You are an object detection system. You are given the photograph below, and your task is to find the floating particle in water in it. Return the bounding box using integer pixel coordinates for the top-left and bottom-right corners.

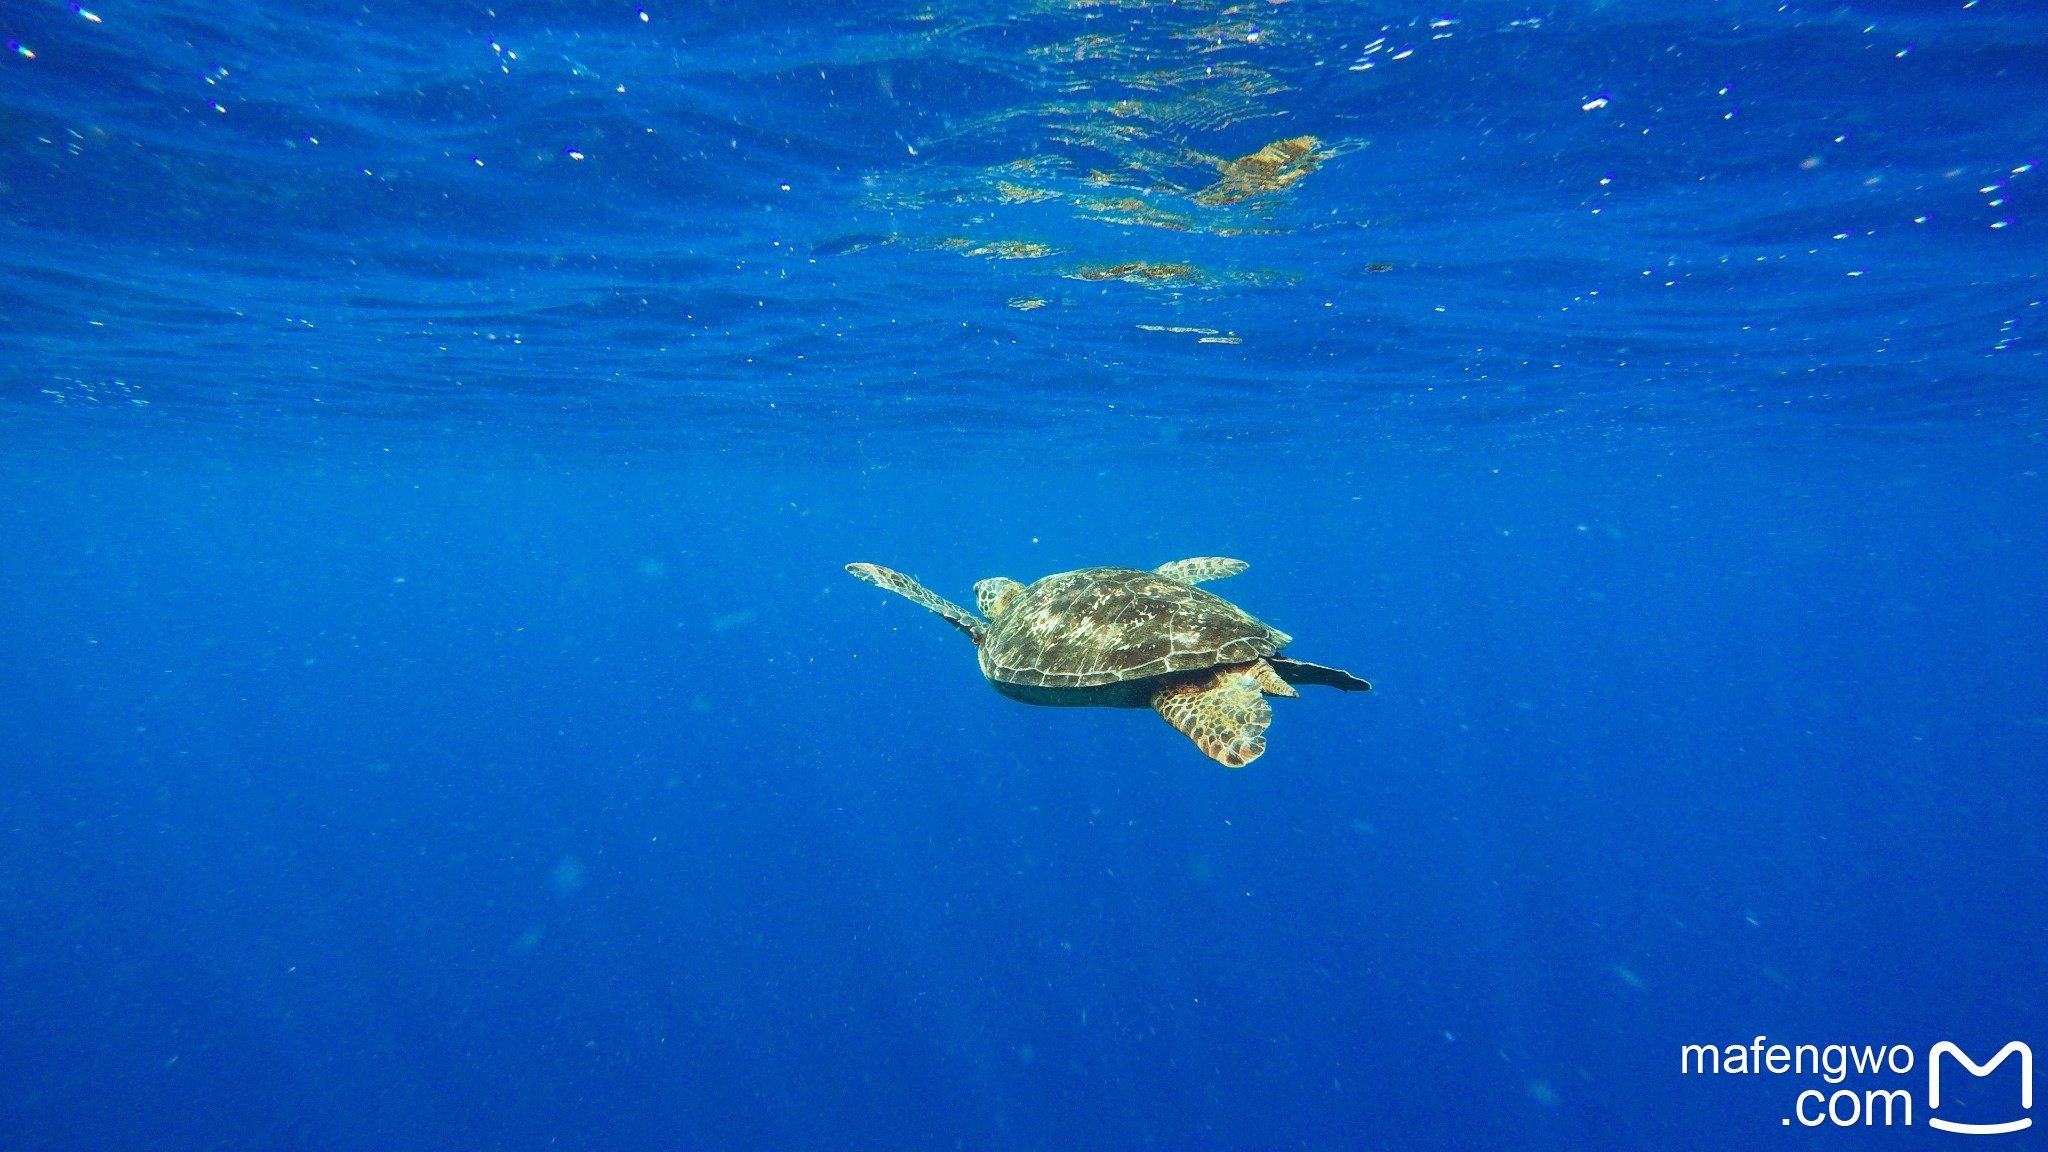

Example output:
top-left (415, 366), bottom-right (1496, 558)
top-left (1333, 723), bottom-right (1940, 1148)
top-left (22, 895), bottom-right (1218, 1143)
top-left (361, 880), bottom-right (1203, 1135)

top-left (1365, 262), bottom-right (1395, 272)
top-left (1582, 95), bottom-right (1609, 111)
top-left (1008, 297), bottom-right (1047, 311)
top-left (8, 41), bottom-right (32, 58)
top-left (72, 5), bottom-right (102, 23)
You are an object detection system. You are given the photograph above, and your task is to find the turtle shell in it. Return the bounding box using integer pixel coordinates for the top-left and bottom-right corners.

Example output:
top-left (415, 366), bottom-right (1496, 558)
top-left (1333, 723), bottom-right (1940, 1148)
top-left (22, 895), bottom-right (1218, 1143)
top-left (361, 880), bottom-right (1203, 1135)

top-left (979, 567), bottom-right (1291, 689)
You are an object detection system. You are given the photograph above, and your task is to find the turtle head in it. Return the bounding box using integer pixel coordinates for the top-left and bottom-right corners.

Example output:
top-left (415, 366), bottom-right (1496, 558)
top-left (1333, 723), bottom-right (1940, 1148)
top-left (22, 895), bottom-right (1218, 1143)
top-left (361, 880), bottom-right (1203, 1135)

top-left (975, 577), bottom-right (1025, 619)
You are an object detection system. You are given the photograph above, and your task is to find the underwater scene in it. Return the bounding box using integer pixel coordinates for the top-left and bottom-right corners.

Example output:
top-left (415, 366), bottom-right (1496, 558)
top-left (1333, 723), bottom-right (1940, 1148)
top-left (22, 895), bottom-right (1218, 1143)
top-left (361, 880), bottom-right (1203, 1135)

top-left (2, 0), bottom-right (2044, 1148)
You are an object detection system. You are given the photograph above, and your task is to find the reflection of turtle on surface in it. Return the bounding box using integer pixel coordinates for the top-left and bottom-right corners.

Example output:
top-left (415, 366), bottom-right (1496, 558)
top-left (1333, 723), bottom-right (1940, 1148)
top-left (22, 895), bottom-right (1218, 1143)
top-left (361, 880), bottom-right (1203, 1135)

top-left (1194, 135), bottom-right (1335, 206)
top-left (846, 558), bottom-right (1370, 767)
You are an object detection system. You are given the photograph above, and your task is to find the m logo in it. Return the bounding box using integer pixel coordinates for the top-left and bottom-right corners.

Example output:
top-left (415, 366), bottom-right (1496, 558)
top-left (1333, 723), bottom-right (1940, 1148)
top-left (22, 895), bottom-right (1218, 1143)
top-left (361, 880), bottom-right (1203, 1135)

top-left (1928, 1042), bottom-right (2032, 1135)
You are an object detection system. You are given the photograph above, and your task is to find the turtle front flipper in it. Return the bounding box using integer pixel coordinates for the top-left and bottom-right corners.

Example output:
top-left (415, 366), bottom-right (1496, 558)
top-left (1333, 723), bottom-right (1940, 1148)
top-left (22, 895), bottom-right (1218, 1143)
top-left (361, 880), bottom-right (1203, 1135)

top-left (1155, 557), bottom-right (1249, 584)
top-left (846, 563), bottom-right (988, 643)
top-left (1151, 665), bottom-right (1274, 768)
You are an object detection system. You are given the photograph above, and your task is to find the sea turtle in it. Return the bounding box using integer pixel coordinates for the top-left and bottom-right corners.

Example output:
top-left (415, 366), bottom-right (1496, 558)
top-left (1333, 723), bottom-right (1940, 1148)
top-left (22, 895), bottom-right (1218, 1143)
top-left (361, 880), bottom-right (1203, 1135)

top-left (845, 558), bottom-right (1369, 767)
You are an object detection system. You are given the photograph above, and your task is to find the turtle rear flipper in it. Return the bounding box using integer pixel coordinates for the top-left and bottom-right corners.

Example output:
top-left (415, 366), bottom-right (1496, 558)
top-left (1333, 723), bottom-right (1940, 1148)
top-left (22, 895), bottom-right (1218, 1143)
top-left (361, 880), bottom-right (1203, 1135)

top-left (1151, 666), bottom-right (1273, 768)
top-left (1268, 656), bottom-right (1371, 692)
top-left (846, 563), bottom-right (987, 643)
top-left (1246, 658), bottom-right (1298, 698)
top-left (1154, 556), bottom-right (1249, 584)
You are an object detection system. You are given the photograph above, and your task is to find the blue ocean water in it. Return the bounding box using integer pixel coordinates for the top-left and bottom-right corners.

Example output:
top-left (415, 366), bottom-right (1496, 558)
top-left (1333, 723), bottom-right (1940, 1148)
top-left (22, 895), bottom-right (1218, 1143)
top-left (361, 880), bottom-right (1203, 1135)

top-left (3, 0), bottom-right (2045, 1148)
